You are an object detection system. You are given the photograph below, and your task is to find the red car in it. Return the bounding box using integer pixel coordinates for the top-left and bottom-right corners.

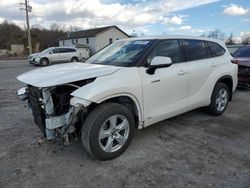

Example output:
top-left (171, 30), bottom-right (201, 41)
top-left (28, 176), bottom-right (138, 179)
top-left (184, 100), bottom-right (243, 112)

top-left (232, 45), bottom-right (250, 88)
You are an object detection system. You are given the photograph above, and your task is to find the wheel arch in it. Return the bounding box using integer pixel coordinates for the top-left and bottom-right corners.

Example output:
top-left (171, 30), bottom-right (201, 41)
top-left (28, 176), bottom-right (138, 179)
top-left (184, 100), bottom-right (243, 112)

top-left (71, 56), bottom-right (79, 61)
top-left (215, 75), bottom-right (233, 101)
top-left (40, 57), bottom-right (49, 65)
top-left (88, 93), bottom-right (143, 129)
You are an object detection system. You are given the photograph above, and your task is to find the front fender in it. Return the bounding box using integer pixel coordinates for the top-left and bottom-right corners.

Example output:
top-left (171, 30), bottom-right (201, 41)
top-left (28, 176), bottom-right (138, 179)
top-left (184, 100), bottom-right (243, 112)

top-left (70, 67), bottom-right (144, 124)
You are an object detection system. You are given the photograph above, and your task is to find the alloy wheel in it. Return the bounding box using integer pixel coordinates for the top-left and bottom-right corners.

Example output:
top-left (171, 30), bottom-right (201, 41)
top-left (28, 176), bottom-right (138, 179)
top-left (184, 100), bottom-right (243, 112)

top-left (216, 88), bottom-right (228, 112)
top-left (98, 115), bottom-right (130, 153)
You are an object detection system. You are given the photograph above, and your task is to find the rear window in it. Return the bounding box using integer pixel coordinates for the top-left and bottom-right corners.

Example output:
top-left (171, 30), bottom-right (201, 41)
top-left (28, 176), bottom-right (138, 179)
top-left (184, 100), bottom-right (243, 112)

top-left (233, 46), bottom-right (250, 58)
top-left (207, 42), bottom-right (225, 57)
top-left (183, 40), bottom-right (208, 61)
top-left (63, 48), bottom-right (77, 53)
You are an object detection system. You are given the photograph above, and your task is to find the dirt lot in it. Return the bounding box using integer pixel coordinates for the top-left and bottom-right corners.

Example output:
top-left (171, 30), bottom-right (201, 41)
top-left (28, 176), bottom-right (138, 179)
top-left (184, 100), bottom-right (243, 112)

top-left (0, 60), bottom-right (250, 188)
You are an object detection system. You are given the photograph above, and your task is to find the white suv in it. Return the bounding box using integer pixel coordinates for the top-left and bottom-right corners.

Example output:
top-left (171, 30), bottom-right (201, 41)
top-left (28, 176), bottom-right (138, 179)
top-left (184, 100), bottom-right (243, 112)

top-left (17, 36), bottom-right (238, 160)
top-left (28, 47), bottom-right (81, 66)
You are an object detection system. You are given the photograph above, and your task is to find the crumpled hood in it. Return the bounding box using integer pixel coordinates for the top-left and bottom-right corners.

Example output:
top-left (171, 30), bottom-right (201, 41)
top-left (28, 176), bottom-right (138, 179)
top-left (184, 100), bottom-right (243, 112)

top-left (17, 63), bottom-right (120, 87)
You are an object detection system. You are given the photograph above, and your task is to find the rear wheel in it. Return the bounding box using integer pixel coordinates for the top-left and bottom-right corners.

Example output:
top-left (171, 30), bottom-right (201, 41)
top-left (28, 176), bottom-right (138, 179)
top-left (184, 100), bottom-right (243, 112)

top-left (71, 57), bottom-right (78, 62)
top-left (81, 102), bottom-right (135, 160)
top-left (206, 82), bottom-right (229, 115)
top-left (40, 58), bottom-right (49, 66)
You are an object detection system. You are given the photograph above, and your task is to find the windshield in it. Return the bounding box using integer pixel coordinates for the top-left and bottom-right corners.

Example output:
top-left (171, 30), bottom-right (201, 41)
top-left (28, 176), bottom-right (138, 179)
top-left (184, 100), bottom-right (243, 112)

top-left (40, 47), bottom-right (54, 54)
top-left (233, 46), bottom-right (250, 58)
top-left (86, 40), bottom-right (155, 67)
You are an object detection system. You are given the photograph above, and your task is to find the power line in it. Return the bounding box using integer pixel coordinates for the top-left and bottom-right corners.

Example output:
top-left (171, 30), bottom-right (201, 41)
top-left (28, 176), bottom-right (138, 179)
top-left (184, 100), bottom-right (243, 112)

top-left (20, 0), bottom-right (32, 55)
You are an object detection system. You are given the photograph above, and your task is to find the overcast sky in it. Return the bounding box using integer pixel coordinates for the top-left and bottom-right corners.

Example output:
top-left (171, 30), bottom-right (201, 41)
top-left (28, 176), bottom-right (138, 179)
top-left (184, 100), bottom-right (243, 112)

top-left (0, 0), bottom-right (249, 40)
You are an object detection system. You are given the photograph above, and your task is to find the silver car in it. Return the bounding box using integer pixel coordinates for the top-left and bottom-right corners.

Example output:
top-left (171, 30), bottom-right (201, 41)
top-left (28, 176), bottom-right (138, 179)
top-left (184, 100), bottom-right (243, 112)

top-left (28, 47), bottom-right (81, 66)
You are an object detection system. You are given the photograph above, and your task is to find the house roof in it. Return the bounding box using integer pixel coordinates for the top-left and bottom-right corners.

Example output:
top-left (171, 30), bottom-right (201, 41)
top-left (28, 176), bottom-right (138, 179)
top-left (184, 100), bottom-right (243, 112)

top-left (61, 25), bottom-right (129, 40)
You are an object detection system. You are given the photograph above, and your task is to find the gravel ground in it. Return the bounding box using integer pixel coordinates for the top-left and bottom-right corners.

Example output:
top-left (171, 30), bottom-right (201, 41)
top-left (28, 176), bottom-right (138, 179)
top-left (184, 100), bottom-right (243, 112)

top-left (0, 60), bottom-right (250, 188)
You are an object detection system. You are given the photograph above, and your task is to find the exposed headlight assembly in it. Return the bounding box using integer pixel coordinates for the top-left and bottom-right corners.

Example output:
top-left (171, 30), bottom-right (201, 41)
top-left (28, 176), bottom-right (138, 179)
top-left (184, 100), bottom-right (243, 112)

top-left (17, 87), bottom-right (28, 101)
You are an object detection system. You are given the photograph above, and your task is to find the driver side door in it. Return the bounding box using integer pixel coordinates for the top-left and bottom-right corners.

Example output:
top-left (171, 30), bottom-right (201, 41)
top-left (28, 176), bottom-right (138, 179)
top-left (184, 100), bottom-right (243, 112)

top-left (139, 40), bottom-right (189, 127)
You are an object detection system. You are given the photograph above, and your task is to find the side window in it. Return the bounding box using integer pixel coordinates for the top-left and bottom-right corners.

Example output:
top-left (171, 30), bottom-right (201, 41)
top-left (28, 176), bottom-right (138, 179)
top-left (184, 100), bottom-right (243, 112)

top-left (147, 40), bottom-right (182, 64)
top-left (109, 38), bottom-right (113, 44)
top-left (52, 48), bottom-right (61, 53)
top-left (65, 48), bottom-right (76, 53)
top-left (183, 40), bottom-right (208, 61)
top-left (206, 41), bottom-right (225, 57)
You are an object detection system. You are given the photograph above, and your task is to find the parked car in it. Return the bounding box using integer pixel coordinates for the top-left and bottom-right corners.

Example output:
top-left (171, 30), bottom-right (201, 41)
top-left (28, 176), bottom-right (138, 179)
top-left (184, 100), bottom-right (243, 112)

top-left (226, 45), bottom-right (243, 54)
top-left (231, 45), bottom-right (250, 88)
top-left (28, 47), bottom-right (81, 66)
top-left (17, 36), bottom-right (238, 160)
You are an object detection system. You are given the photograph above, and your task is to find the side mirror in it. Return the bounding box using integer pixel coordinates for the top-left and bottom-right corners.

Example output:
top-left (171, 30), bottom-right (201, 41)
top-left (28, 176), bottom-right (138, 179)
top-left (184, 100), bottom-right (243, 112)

top-left (49, 51), bottom-right (53, 54)
top-left (146, 56), bottom-right (172, 75)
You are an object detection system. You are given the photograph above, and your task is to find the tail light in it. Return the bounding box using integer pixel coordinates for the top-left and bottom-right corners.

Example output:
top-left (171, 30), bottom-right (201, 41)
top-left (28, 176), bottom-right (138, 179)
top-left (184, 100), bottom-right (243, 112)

top-left (231, 59), bottom-right (239, 64)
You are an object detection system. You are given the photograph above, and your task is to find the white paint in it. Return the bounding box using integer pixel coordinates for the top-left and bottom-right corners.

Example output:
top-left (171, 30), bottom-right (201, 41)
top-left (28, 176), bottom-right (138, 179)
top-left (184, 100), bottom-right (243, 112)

top-left (18, 35), bottom-right (238, 129)
top-left (17, 63), bottom-right (120, 87)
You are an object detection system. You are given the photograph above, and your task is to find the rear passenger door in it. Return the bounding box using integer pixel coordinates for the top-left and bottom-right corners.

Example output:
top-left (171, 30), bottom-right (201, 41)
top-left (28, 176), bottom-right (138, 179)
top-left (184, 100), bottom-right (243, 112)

top-left (62, 48), bottom-right (77, 62)
top-left (181, 39), bottom-right (214, 110)
top-left (59, 48), bottom-right (71, 62)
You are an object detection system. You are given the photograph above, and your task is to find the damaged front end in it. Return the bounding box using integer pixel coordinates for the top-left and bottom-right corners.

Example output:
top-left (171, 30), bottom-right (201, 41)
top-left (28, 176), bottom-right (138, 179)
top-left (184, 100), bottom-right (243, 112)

top-left (17, 79), bottom-right (94, 144)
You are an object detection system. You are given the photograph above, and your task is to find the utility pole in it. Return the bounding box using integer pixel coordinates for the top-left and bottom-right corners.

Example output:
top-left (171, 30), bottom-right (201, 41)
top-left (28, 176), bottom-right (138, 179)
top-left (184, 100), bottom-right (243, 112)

top-left (20, 0), bottom-right (32, 55)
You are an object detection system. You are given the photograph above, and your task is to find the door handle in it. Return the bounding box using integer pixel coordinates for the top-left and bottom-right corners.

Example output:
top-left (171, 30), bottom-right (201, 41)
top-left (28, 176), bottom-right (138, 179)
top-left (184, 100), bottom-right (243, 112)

top-left (210, 63), bottom-right (217, 67)
top-left (151, 79), bottom-right (160, 83)
top-left (177, 70), bottom-right (187, 75)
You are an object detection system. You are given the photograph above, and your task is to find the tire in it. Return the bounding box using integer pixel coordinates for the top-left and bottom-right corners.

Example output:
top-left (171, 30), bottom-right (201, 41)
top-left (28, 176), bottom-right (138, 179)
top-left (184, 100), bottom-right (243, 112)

top-left (81, 102), bottom-right (135, 160)
top-left (40, 58), bottom-right (49, 66)
top-left (71, 57), bottom-right (78, 62)
top-left (206, 82), bottom-right (229, 116)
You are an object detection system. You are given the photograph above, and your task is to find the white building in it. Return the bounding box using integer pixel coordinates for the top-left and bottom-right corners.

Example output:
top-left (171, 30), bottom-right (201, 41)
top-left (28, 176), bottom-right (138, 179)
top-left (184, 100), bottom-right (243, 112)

top-left (59, 26), bottom-right (129, 54)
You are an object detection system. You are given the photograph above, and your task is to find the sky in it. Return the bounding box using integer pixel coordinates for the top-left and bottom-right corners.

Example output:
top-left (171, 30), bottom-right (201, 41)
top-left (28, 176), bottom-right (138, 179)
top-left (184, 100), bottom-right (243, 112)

top-left (0, 0), bottom-right (249, 41)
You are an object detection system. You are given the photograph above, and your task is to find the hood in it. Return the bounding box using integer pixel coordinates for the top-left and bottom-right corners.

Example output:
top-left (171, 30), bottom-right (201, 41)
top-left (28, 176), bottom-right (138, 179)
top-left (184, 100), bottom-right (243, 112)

top-left (29, 53), bottom-right (42, 58)
top-left (17, 63), bottom-right (120, 87)
top-left (233, 57), bottom-right (250, 67)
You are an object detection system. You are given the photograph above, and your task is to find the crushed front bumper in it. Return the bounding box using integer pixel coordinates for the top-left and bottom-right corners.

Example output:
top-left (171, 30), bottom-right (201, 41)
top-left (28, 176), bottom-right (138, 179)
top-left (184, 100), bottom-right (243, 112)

top-left (17, 86), bottom-right (83, 141)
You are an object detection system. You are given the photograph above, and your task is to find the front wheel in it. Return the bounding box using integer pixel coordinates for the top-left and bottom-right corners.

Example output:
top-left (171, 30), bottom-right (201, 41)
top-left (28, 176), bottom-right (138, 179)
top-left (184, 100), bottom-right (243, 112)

top-left (81, 102), bottom-right (135, 160)
top-left (40, 58), bottom-right (49, 66)
top-left (206, 82), bottom-right (229, 116)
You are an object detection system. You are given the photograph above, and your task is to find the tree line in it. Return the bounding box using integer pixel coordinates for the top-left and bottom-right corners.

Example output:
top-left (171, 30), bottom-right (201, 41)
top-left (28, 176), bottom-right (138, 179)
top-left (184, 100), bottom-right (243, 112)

top-left (201, 28), bottom-right (250, 45)
top-left (1, 21), bottom-right (250, 53)
top-left (0, 21), bottom-right (66, 51)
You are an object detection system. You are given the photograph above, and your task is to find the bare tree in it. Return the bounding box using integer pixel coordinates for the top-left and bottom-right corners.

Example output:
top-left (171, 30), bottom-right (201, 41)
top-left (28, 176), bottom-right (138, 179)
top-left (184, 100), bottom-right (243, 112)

top-left (0, 21), bottom-right (66, 51)
top-left (50, 23), bottom-right (61, 31)
top-left (225, 33), bottom-right (235, 45)
top-left (241, 33), bottom-right (250, 45)
top-left (0, 21), bottom-right (24, 49)
top-left (207, 28), bottom-right (226, 40)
